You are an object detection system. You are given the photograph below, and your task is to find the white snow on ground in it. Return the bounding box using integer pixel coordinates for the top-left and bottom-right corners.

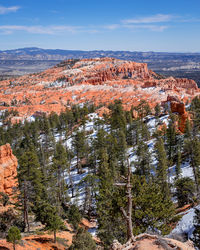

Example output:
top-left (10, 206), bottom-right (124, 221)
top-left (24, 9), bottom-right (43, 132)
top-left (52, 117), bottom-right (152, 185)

top-left (146, 114), bottom-right (170, 135)
top-left (147, 118), bottom-right (157, 128)
top-left (65, 136), bottom-right (73, 149)
top-left (171, 205), bottom-right (200, 239)
top-left (169, 161), bottom-right (194, 183)
top-left (159, 114), bottom-right (169, 127)
top-left (61, 111), bottom-right (194, 205)
top-left (54, 131), bottom-right (66, 142)
top-left (88, 227), bottom-right (97, 236)
top-left (65, 159), bottom-right (90, 207)
top-left (26, 116), bottom-right (36, 123)
top-left (147, 138), bottom-right (156, 153)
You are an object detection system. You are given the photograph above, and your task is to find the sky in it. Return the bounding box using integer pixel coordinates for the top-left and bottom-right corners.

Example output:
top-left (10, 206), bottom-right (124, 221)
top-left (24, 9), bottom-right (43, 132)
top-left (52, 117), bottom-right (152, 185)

top-left (0, 0), bottom-right (200, 52)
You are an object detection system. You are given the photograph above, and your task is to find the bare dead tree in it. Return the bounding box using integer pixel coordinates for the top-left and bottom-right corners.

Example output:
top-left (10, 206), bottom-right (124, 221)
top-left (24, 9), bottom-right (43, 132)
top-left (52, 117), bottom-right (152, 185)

top-left (114, 159), bottom-right (135, 241)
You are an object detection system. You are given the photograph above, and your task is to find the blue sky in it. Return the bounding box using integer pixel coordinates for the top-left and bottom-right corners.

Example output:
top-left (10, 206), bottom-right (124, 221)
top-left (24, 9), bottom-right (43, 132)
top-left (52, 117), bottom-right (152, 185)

top-left (0, 0), bottom-right (200, 52)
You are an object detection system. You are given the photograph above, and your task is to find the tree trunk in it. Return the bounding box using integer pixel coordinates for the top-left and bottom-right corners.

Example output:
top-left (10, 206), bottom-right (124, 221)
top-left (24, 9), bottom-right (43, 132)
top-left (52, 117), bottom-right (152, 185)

top-left (77, 153), bottom-right (79, 174)
top-left (13, 241), bottom-right (16, 250)
top-left (69, 168), bottom-right (75, 198)
top-left (117, 160), bottom-right (134, 240)
top-left (191, 159), bottom-right (200, 196)
top-left (54, 230), bottom-right (56, 243)
top-left (24, 181), bottom-right (30, 233)
top-left (126, 161), bottom-right (134, 240)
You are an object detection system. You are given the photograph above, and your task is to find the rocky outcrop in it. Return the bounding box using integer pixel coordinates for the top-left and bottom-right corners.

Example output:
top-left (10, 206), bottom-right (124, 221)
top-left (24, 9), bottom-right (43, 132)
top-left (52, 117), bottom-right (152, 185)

top-left (111, 234), bottom-right (195, 250)
top-left (167, 95), bottom-right (180, 103)
top-left (170, 101), bottom-right (185, 115)
top-left (169, 101), bottom-right (189, 132)
top-left (0, 144), bottom-right (18, 199)
top-left (95, 107), bottom-right (110, 117)
top-left (175, 78), bottom-right (198, 91)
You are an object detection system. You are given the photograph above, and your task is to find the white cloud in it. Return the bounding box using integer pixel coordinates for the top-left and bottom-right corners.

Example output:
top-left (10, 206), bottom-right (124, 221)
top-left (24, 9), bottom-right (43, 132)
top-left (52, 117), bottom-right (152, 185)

top-left (0, 25), bottom-right (83, 34)
top-left (122, 14), bottom-right (173, 24)
top-left (0, 14), bottom-right (172, 35)
top-left (123, 24), bottom-right (168, 32)
top-left (0, 23), bottom-right (168, 35)
top-left (103, 24), bottom-right (120, 30)
top-left (0, 6), bottom-right (20, 14)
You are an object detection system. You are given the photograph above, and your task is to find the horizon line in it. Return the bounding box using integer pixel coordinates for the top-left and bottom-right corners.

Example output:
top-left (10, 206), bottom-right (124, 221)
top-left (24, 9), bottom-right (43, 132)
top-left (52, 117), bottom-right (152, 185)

top-left (0, 46), bottom-right (200, 54)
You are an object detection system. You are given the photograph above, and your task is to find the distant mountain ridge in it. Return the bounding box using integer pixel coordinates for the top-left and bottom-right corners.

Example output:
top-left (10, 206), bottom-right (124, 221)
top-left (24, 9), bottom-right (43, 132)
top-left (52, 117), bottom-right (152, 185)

top-left (1, 47), bottom-right (200, 61)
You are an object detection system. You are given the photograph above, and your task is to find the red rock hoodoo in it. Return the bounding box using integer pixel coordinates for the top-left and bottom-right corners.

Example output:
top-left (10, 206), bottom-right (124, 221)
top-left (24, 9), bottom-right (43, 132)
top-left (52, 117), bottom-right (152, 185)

top-left (0, 143), bottom-right (18, 199)
top-left (170, 101), bottom-right (189, 132)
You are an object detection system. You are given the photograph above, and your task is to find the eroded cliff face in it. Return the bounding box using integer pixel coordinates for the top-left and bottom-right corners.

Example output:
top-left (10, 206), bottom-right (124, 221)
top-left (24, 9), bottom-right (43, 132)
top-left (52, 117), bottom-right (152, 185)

top-left (0, 143), bottom-right (18, 199)
top-left (0, 57), bottom-right (198, 121)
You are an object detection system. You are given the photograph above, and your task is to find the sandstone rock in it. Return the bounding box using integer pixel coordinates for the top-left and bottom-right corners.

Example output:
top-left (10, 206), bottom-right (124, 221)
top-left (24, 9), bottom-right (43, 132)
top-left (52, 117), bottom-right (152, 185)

top-left (167, 95), bottom-right (180, 103)
top-left (0, 144), bottom-right (18, 200)
top-left (0, 58), bottom-right (199, 121)
top-left (179, 112), bottom-right (189, 133)
top-left (170, 101), bottom-right (185, 115)
top-left (111, 234), bottom-right (195, 250)
top-left (95, 107), bottom-right (110, 117)
top-left (169, 101), bottom-right (189, 132)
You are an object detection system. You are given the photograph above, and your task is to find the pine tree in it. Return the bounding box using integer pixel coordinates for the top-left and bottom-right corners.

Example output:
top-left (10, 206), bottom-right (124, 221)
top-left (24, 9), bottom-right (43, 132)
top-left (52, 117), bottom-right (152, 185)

top-left (155, 138), bottom-right (169, 197)
top-left (52, 142), bottom-right (69, 207)
top-left (135, 139), bottom-right (152, 180)
top-left (126, 119), bottom-right (140, 147)
top-left (184, 138), bottom-right (200, 196)
top-left (18, 149), bottom-right (44, 203)
top-left (110, 100), bottom-right (126, 132)
top-left (131, 176), bottom-right (175, 235)
top-left (49, 112), bottom-right (61, 130)
top-left (6, 226), bottom-right (21, 250)
top-left (136, 100), bottom-right (151, 118)
top-left (96, 148), bottom-right (121, 246)
top-left (155, 103), bottom-right (161, 118)
top-left (67, 204), bottom-right (82, 230)
top-left (18, 149), bottom-right (45, 231)
top-left (184, 118), bottom-right (192, 138)
top-left (166, 114), bottom-right (177, 164)
top-left (72, 130), bottom-right (87, 174)
top-left (116, 130), bottom-right (127, 175)
top-left (193, 208), bottom-right (200, 249)
top-left (70, 227), bottom-right (96, 250)
top-left (35, 202), bottom-right (63, 243)
top-left (140, 122), bottom-right (150, 141)
top-left (190, 96), bottom-right (200, 135)
top-left (175, 177), bottom-right (195, 207)
top-left (80, 174), bottom-right (98, 216)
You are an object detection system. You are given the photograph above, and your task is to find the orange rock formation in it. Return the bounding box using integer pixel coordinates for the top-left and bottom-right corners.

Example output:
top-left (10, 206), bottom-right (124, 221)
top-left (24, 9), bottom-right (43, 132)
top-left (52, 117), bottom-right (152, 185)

top-left (0, 143), bottom-right (18, 199)
top-left (111, 234), bottom-right (194, 250)
top-left (0, 58), bottom-right (198, 121)
top-left (170, 101), bottom-right (189, 132)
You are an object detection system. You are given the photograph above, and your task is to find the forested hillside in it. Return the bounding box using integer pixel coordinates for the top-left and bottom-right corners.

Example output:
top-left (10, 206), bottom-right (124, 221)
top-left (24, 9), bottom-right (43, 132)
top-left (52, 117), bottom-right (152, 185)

top-left (0, 98), bottom-right (200, 249)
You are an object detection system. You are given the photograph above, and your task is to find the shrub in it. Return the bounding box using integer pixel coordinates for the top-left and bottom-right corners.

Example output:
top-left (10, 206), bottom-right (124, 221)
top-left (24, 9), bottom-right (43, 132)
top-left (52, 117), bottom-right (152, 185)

top-left (70, 227), bottom-right (96, 250)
